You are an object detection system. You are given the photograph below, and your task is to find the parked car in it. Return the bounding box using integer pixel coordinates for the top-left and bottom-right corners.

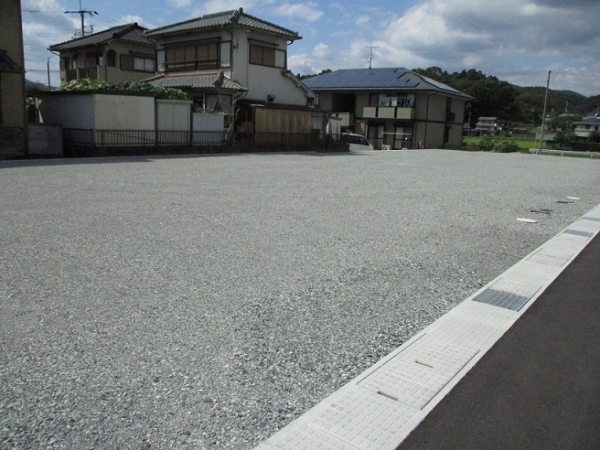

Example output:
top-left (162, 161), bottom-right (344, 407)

top-left (341, 133), bottom-right (374, 151)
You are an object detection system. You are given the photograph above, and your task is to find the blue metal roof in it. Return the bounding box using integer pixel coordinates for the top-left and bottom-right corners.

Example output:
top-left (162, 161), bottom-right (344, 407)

top-left (303, 68), bottom-right (472, 99)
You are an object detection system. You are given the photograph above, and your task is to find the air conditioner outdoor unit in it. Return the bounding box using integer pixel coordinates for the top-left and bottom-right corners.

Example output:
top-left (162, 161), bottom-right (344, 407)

top-left (381, 144), bottom-right (391, 150)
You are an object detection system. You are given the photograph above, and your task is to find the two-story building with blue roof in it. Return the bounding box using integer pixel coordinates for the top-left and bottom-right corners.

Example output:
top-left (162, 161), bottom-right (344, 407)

top-left (303, 68), bottom-right (473, 150)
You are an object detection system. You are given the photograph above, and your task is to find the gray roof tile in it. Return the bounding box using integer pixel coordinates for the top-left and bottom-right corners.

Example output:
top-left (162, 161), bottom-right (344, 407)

top-left (145, 9), bottom-right (300, 40)
top-left (144, 72), bottom-right (247, 92)
top-left (49, 24), bottom-right (153, 51)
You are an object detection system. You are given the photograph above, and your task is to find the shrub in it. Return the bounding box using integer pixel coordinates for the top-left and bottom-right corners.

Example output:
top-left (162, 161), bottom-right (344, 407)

top-left (589, 130), bottom-right (600, 144)
top-left (498, 140), bottom-right (519, 153)
top-left (59, 79), bottom-right (190, 101)
top-left (478, 137), bottom-right (496, 151)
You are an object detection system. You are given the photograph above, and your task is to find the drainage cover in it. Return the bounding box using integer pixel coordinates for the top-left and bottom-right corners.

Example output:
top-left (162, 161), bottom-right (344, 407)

top-left (472, 288), bottom-right (530, 311)
top-left (563, 229), bottom-right (594, 238)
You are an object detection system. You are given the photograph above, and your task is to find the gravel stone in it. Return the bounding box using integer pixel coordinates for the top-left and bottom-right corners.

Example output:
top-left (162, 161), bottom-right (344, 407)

top-left (1, 150), bottom-right (599, 449)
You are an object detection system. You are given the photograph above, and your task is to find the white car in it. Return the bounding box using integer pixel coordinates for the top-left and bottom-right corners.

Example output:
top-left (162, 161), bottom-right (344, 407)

top-left (341, 133), bottom-right (374, 151)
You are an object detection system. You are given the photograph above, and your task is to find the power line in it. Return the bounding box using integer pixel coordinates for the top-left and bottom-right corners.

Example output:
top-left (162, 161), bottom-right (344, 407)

top-left (65, 0), bottom-right (98, 37)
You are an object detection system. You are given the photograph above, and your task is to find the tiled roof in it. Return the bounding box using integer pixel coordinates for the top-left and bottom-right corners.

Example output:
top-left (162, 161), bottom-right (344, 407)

top-left (0, 50), bottom-right (22, 73)
top-left (144, 72), bottom-right (247, 92)
top-left (49, 23), bottom-right (153, 51)
top-left (145, 8), bottom-right (300, 40)
top-left (303, 68), bottom-right (473, 99)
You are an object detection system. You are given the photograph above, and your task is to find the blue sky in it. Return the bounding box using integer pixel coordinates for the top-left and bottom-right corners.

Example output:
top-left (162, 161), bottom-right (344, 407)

top-left (21, 0), bottom-right (600, 97)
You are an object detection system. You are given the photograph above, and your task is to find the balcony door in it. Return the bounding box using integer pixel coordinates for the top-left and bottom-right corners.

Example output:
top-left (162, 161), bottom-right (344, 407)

top-left (367, 124), bottom-right (384, 149)
top-left (394, 126), bottom-right (412, 149)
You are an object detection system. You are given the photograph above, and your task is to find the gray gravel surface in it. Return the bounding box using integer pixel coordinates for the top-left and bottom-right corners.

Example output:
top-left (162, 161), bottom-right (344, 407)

top-left (1, 150), bottom-right (599, 449)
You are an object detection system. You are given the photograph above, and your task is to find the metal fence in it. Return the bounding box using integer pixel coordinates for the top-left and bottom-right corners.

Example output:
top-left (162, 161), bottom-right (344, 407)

top-left (62, 128), bottom-right (347, 156)
top-left (63, 129), bottom-right (226, 147)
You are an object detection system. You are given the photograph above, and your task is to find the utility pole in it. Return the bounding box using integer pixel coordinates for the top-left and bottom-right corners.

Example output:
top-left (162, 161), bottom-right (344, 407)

top-left (366, 46), bottom-right (378, 69)
top-left (65, 0), bottom-right (97, 37)
top-left (47, 58), bottom-right (51, 88)
top-left (538, 70), bottom-right (551, 153)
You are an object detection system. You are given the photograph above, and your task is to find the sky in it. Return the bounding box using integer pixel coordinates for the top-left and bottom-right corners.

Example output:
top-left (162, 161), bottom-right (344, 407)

top-left (21, 0), bottom-right (600, 97)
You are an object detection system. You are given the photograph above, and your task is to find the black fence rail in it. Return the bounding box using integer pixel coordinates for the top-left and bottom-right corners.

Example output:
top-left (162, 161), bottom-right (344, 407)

top-left (62, 128), bottom-right (348, 157)
top-left (63, 129), bottom-right (227, 147)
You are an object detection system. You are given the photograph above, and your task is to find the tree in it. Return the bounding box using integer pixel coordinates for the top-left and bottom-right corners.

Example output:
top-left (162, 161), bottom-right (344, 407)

top-left (589, 130), bottom-right (600, 143)
top-left (548, 114), bottom-right (581, 132)
top-left (554, 129), bottom-right (577, 145)
top-left (297, 69), bottom-right (332, 80)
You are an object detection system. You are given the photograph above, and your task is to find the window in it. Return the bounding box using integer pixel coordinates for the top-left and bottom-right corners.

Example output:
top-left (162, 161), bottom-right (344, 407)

top-left (106, 50), bottom-right (116, 67)
top-left (120, 54), bottom-right (155, 72)
top-left (249, 43), bottom-right (285, 68)
top-left (165, 40), bottom-right (220, 72)
top-left (220, 42), bottom-right (231, 68)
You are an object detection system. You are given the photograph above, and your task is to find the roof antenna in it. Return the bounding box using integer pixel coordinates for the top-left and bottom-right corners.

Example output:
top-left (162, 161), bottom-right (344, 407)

top-left (365, 45), bottom-right (378, 69)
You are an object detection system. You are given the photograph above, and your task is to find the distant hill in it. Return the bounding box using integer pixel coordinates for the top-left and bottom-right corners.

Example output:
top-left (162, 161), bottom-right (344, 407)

top-left (25, 79), bottom-right (54, 91)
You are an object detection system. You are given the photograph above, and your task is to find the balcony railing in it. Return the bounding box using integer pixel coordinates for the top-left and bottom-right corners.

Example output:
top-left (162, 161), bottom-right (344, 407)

top-left (363, 106), bottom-right (414, 120)
top-left (65, 67), bottom-right (99, 82)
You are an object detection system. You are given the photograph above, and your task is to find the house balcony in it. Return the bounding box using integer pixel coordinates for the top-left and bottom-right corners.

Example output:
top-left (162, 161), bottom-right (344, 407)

top-left (362, 106), bottom-right (414, 120)
top-left (65, 66), bottom-right (100, 82)
top-left (330, 112), bottom-right (354, 127)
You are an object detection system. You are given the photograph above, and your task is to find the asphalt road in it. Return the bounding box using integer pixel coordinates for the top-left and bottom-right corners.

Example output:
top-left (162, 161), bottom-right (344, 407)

top-left (1, 150), bottom-right (599, 449)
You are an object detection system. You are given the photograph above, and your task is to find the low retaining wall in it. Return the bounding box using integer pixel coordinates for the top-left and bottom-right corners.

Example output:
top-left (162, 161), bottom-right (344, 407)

top-left (0, 127), bottom-right (27, 159)
top-left (28, 125), bottom-right (63, 157)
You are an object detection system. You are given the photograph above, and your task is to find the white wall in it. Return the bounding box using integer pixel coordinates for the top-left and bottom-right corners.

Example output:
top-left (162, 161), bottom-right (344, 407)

top-left (156, 99), bottom-right (192, 131)
top-left (39, 95), bottom-right (95, 128)
top-left (193, 112), bottom-right (224, 132)
top-left (95, 94), bottom-right (155, 129)
top-left (246, 65), bottom-right (308, 105)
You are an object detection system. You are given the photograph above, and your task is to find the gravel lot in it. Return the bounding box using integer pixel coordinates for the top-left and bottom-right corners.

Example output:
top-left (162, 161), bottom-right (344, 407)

top-left (1, 150), bottom-right (599, 449)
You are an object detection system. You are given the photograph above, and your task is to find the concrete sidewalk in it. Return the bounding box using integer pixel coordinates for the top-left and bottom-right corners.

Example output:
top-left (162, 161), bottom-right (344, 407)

top-left (399, 231), bottom-right (600, 450)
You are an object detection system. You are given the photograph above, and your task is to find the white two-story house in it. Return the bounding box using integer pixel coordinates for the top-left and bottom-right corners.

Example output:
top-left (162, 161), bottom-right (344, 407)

top-left (144, 8), bottom-right (316, 134)
top-left (49, 23), bottom-right (156, 85)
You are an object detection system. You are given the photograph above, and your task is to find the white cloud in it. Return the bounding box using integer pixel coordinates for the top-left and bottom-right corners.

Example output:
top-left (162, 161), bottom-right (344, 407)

top-left (117, 15), bottom-right (156, 29)
top-left (294, 0), bottom-right (600, 95)
top-left (355, 15), bottom-right (370, 26)
top-left (273, 3), bottom-right (323, 23)
top-left (167, 0), bottom-right (193, 9)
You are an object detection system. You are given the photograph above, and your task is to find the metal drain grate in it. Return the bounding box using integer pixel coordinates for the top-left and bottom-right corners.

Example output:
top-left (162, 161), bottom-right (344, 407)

top-left (563, 229), bottom-right (594, 238)
top-left (582, 216), bottom-right (600, 223)
top-left (472, 288), bottom-right (530, 311)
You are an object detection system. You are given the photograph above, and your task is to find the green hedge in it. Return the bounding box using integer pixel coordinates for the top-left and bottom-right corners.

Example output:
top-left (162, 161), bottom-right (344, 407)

top-left (548, 141), bottom-right (600, 152)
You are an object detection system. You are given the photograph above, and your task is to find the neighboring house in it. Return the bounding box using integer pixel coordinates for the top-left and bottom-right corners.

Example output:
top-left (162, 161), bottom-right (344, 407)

top-left (49, 23), bottom-right (156, 85)
top-left (303, 68), bottom-right (473, 149)
top-left (474, 117), bottom-right (499, 135)
top-left (0, 0), bottom-right (27, 158)
top-left (143, 8), bottom-right (317, 133)
top-left (574, 115), bottom-right (600, 139)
